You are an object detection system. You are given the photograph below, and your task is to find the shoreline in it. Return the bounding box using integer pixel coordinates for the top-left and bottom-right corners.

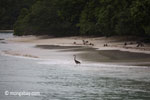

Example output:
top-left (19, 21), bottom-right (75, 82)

top-left (0, 30), bottom-right (14, 33)
top-left (7, 35), bottom-right (150, 54)
top-left (2, 35), bottom-right (150, 66)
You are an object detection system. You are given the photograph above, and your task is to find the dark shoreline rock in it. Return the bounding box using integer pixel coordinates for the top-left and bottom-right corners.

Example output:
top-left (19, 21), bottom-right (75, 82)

top-left (0, 38), bottom-right (5, 40)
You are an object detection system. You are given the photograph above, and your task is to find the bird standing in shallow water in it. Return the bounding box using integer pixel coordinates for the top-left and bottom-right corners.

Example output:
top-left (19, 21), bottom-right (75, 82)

top-left (73, 55), bottom-right (81, 64)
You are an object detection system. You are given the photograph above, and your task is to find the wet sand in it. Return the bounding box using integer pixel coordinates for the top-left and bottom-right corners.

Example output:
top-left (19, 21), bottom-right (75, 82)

top-left (35, 44), bottom-right (150, 66)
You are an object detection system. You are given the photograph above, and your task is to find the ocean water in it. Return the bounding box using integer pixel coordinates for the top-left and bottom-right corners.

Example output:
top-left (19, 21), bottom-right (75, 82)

top-left (0, 33), bottom-right (150, 100)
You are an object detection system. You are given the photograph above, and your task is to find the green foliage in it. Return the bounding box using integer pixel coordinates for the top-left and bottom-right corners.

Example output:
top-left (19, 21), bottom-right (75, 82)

top-left (131, 0), bottom-right (150, 36)
top-left (0, 0), bottom-right (36, 29)
top-left (78, 0), bottom-right (100, 36)
top-left (9, 0), bottom-right (150, 37)
top-left (14, 8), bottom-right (29, 35)
top-left (14, 0), bottom-right (86, 36)
top-left (78, 0), bottom-right (150, 37)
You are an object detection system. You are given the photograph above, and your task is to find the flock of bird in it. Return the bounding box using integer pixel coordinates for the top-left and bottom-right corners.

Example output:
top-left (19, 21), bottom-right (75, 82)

top-left (73, 40), bottom-right (145, 65)
top-left (124, 42), bottom-right (144, 47)
top-left (73, 40), bottom-right (94, 46)
top-left (73, 40), bottom-right (108, 65)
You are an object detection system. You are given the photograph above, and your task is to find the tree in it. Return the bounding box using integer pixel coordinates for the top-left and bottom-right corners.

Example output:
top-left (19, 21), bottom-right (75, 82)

top-left (0, 0), bottom-right (35, 29)
top-left (131, 0), bottom-right (150, 36)
top-left (13, 0), bottom-right (150, 37)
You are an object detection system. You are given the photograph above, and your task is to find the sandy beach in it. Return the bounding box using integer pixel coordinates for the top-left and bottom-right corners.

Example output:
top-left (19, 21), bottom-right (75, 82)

top-left (0, 35), bottom-right (148, 66)
top-left (7, 35), bottom-right (150, 53)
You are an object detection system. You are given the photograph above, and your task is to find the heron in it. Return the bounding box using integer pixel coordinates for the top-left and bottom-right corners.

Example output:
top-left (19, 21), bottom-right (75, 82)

top-left (73, 55), bottom-right (81, 64)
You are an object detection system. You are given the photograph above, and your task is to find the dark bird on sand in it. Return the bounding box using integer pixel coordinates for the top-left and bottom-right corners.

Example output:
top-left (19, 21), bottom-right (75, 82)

top-left (124, 42), bottom-right (127, 46)
top-left (73, 55), bottom-right (81, 64)
top-left (82, 40), bottom-right (86, 45)
top-left (104, 44), bottom-right (108, 47)
top-left (73, 42), bottom-right (76, 44)
top-left (85, 41), bottom-right (89, 44)
top-left (136, 41), bottom-right (144, 47)
top-left (89, 43), bottom-right (94, 46)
